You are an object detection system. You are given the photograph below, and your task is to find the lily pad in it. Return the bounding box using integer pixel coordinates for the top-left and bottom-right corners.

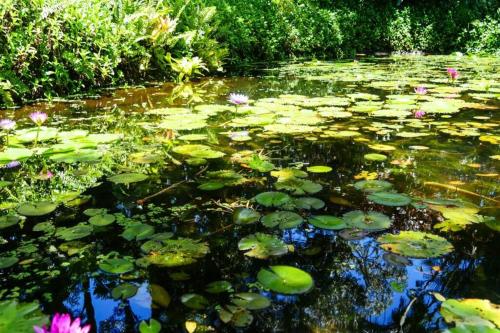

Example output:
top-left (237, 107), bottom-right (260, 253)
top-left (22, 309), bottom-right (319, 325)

top-left (99, 257), bottom-right (135, 274)
top-left (231, 293), bottom-right (271, 310)
top-left (17, 201), bottom-right (57, 216)
top-left (261, 211), bottom-right (304, 229)
top-left (354, 180), bottom-right (393, 192)
top-left (181, 293), bottom-right (209, 310)
top-left (0, 256), bottom-right (18, 269)
top-left (254, 192), bottom-right (291, 207)
top-left (275, 178), bottom-right (322, 195)
top-left (377, 231), bottom-right (454, 258)
top-left (308, 215), bottom-right (346, 230)
top-left (0, 300), bottom-right (48, 333)
top-left (238, 233), bottom-right (289, 259)
top-left (144, 238), bottom-right (209, 267)
top-left (89, 214), bottom-right (116, 227)
top-left (0, 148), bottom-right (33, 162)
top-left (0, 215), bottom-right (22, 229)
top-left (218, 305), bottom-right (254, 327)
top-left (233, 208), bottom-right (261, 225)
top-left (109, 173), bottom-right (149, 184)
top-left (294, 197), bottom-right (325, 210)
top-left (55, 224), bottom-right (93, 241)
top-left (343, 210), bottom-right (392, 230)
top-left (112, 283), bottom-right (139, 300)
top-left (205, 280), bottom-right (233, 294)
top-left (306, 165), bottom-right (332, 173)
top-left (121, 223), bottom-right (155, 241)
top-left (257, 265), bottom-right (314, 294)
top-left (364, 153), bottom-right (388, 161)
top-left (441, 298), bottom-right (500, 329)
top-left (367, 192), bottom-right (412, 206)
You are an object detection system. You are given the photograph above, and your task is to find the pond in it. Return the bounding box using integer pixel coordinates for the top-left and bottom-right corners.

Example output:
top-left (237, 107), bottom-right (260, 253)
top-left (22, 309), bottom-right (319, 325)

top-left (0, 55), bottom-right (499, 333)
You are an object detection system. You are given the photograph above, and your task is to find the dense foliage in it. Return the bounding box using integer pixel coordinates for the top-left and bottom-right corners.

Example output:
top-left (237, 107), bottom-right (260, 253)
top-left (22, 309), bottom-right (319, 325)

top-left (0, 0), bottom-right (499, 106)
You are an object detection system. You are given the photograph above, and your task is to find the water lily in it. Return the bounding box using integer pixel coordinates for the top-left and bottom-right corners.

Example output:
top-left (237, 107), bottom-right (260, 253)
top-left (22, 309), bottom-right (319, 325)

top-left (414, 110), bottom-right (426, 119)
top-left (34, 313), bottom-right (90, 333)
top-left (414, 86), bottom-right (427, 95)
top-left (228, 93), bottom-right (249, 105)
top-left (0, 119), bottom-right (16, 130)
top-left (3, 161), bottom-right (21, 169)
top-left (39, 170), bottom-right (54, 180)
top-left (29, 112), bottom-right (48, 126)
top-left (446, 68), bottom-right (459, 81)
top-left (0, 119), bottom-right (16, 145)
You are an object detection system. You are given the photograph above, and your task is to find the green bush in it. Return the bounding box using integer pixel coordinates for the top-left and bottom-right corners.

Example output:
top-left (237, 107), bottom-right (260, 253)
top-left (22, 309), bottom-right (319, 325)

top-left (461, 13), bottom-right (500, 55)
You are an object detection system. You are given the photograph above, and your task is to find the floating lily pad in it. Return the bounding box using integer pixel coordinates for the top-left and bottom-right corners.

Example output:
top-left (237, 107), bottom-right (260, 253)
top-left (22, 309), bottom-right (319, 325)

top-left (354, 180), bottom-right (393, 192)
top-left (121, 223), bottom-right (154, 241)
top-left (197, 182), bottom-right (225, 191)
top-left (275, 178), bottom-right (322, 195)
top-left (0, 300), bottom-right (48, 332)
top-left (254, 192), bottom-right (291, 207)
top-left (109, 173), bottom-right (148, 184)
top-left (0, 148), bottom-right (33, 162)
top-left (218, 305), bottom-right (254, 327)
top-left (238, 233), bottom-right (289, 259)
top-left (172, 144), bottom-right (224, 159)
top-left (205, 280), bottom-right (233, 294)
top-left (308, 215), bottom-right (346, 230)
top-left (145, 238), bottom-right (209, 267)
top-left (261, 211), bottom-right (304, 229)
top-left (55, 224), bottom-right (93, 241)
top-left (83, 208), bottom-right (107, 217)
top-left (383, 253), bottom-right (411, 267)
top-left (99, 257), bottom-right (135, 274)
top-left (17, 201), bottom-right (57, 216)
top-left (89, 214), bottom-right (116, 227)
top-left (257, 265), bottom-right (314, 294)
top-left (377, 231), bottom-right (453, 258)
top-left (247, 155), bottom-right (275, 172)
top-left (0, 256), bottom-right (18, 269)
top-left (150, 284), bottom-right (171, 308)
top-left (364, 153), bottom-right (388, 161)
top-left (112, 283), bottom-right (138, 300)
top-left (306, 166), bottom-right (332, 173)
top-left (0, 215), bottom-right (22, 229)
top-left (294, 197), bottom-right (325, 210)
top-left (440, 298), bottom-right (500, 329)
top-left (339, 229), bottom-right (371, 240)
top-left (181, 293), bottom-right (209, 309)
top-left (343, 210), bottom-right (391, 230)
top-left (231, 293), bottom-right (271, 310)
top-left (367, 192), bottom-right (411, 206)
top-left (139, 319), bottom-right (161, 333)
top-left (233, 208), bottom-right (261, 225)
top-left (50, 149), bottom-right (102, 163)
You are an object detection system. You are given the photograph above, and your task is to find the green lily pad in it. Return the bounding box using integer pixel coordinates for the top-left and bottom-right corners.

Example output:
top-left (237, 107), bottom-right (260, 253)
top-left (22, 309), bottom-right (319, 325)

top-left (0, 300), bottom-right (48, 333)
top-left (205, 280), bottom-right (233, 294)
top-left (139, 319), bottom-right (161, 333)
top-left (238, 233), bottom-right (289, 259)
top-left (364, 153), bottom-right (388, 161)
top-left (377, 231), bottom-right (454, 258)
top-left (257, 265), bottom-right (314, 294)
top-left (354, 180), bottom-right (393, 192)
top-left (367, 192), bottom-right (412, 206)
top-left (0, 215), bottom-right (22, 229)
top-left (150, 284), bottom-right (171, 308)
top-left (89, 213), bottom-right (115, 227)
top-left (111, 283), bottom-right (139, 300)
top-left (197, 182), bottom-right (225, 191)
top-left (306, 165), bottom-right (332, 173)
top-left (0, 256), bottom-right (18, 269)
top-left (247, 155), bottom-right (275, 172)
top-left (50, 149), bottom-right (102, 163)
top-left (261, 211), bottom-right (304, 229)
top-left (343, 210), bottom-right (392, 230)
top-left (275, 178), bottom-right (322, 195)
top-left (231, 293), bottom-right (271, 310)
top-left (109, 173), bottom-right (149, 184)
top-left (254, 191), bottom-right (291, 207)
top-left (99, 257), bottom-right (135, 274)
top-left (294, 197), bottom-right (325, 210)
top-left (121, 223), bottom-right (155, 241)
top-left (0, 148), bottom-right (33, 162)
top-left (441, 298), bottom-right (500, 329)
top-left (55, 224), bottom-right (93, 241)
top-left (172, 144), bottom-right (224, 159)
top-left (308, 215), bottom-right (346, 230)
top-left (233, 208), bottom-right (261, 225)
top-left (181, 293), bottom-right (209, 309)
top-left (218, 304), bottom-right (254, 327)
top-left (83, 208), bottom-right (107, 217)
top-left (17, 201), bottom-right (57, 216)
top-left (144, 238), bottom-right (209, 267)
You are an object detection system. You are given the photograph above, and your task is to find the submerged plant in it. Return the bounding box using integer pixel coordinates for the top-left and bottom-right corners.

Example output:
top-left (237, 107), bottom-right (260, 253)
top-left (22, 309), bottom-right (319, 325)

top-left (33, 313), bottom-right (90, 333)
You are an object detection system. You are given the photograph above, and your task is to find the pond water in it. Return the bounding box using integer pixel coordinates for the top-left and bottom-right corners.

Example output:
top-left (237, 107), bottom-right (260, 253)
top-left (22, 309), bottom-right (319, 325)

top-left (0, 55), bottom-right (499, 333)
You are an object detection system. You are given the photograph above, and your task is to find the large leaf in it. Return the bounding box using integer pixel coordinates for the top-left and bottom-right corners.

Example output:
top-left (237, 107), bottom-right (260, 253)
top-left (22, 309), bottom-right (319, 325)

top-left (343, 210), bottom-right (392, 230)
top-left (238, 233), bottom-right (289, 259)
top-left (440, 298), bottom-right (500, 329)
top-left (17, 201), bottom-right (57, 216)
top-left (144, 238), bottom-right (209, 267)
top-left (261, 211), bottom-right (304, 229)
top-left (254, 191), bottom-right (291, 207)
top-left (257, 265), bottom-right (314, 294)
top-left (367, 192), bottom-right (411, 206)
top-left (0, 300), bottom-right (48, 333)
top-left (308, 215), bottom-right (346, 230)
top-left (377, 231), bottom-right (453, 258)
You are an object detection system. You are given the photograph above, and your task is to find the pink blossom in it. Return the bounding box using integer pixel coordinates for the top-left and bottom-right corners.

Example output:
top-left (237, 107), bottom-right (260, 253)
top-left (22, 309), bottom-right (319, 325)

top-left (34, 313), bottom-right (90, 333)
top-left (228, 93), bottom-right (249, 105)
top-left (0, 119), bottom-right (16, 130)
top-left (414, 110), bottom-right (426, 119)
top-left (29, 112), bottom-right (48, 126)
top-left (446, 68), bottom-right (459, 80)
top-left (414, 86), bottom-right (427, 95)
top-left (39, 170), bottom-right (54, 180)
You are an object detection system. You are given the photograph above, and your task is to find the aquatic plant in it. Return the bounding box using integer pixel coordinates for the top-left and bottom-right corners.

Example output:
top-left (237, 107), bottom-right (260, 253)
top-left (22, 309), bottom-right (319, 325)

top-left (0, 119), bottom-right (15, 144)
top-left (29, 112), bottom-right (48, 146)
top-left (33, 313), bottom-right (90, 333)
top-left (447, 68), bottom-right (459, 81)
top-left (414, 110), bottom-right (426, 118)
top-left (414, 86), bottom-right (427, 95)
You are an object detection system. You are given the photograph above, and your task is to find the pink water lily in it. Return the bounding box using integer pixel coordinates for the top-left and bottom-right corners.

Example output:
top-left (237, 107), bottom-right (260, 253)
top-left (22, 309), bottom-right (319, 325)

top-left (0, 119), bottom-right (16, 130)
top-left (39, 170), bottom-right (54, 180)
top-left (446, 68), bottom-right (459, 80)
top-left (414, 110), bottom-right (426, 119)
top-left (228, 93), bottom-right (249, 105)
top-left (414, 86), bottom-right (427, 95)
top-left (34, 313), bottom-right (90, 333)
top-left (29, 112), bottom-right (48, 126)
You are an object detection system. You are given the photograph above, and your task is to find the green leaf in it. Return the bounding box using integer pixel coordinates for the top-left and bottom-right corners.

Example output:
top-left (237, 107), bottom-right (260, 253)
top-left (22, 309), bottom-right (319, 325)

top-left (343, 210), bottom-right (392, 230)
top-left (308, 215), bottom-right (346, 230)
top-left (108, 173), bottom-right (148, 184)
top-left (261, 211), bottom-right (304, 229)
top-left (144, 238), bottom-right (209, 267)
top-left (89, 213), bottom-right (116, 227)
top-left (121, 223), bottom-right (154, 241)
top-left (354, 180), bottom-right (393, 192)
top-left (99, 257), bottom-right (135, 274)
top-left (377, 231), bottom-right (453, 258)
top-left (0, 215), bottom-right (22, 230)
top-left (0, 256), bottom-right (18, 269)
top-left (254, 191), bottom-right (291, 207)
top-left (231, 293), bottom-right (271, 310)
top-left (17, 201), bottom-right (57, 216)
top-left (306, 165), bottom-right (332, 173)
top-left (233, 208), bottom-right (261, 225)
top-left (293, 197), bottom-right (325, 210)
top-left (367, 192), bottom-right (411, 206)
top-left (238, 233), bottom-right (289, 259)
top-left (441, 298), bottom-right (500, 329)
top-left (111, 283), bottom-right (138, 300)
top-left (55, 224), bottom-right (93, 241)
top-left (0, 148), bottom-right (33, 162)
top-left (205, 280), bottom-right (233, 294)
top-left (181, 293), bottom-right (209, 309)
top-left (139, 319), bottom-right (161, 333)
top-left (257, 265), bottom-right (314, 294)
top-left (0, 300), bottom-right (48, 333)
